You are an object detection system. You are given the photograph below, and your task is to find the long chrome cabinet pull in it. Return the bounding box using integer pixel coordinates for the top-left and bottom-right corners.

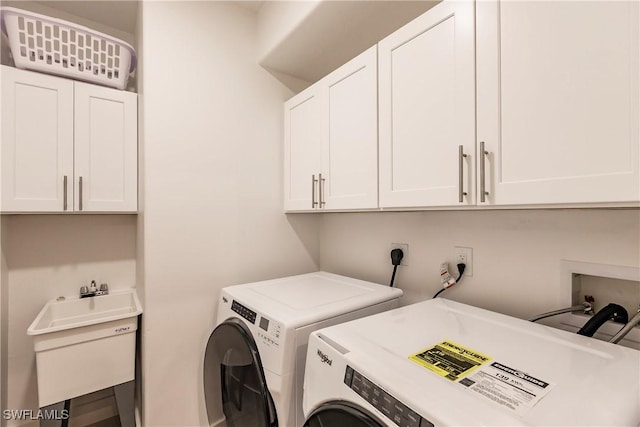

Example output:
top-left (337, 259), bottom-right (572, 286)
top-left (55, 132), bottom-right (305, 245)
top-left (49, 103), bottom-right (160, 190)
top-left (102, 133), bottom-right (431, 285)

top-left (311, 174), bottom-right (318, 208)
top-left (480, 141), bottom-right (489, 203)
top-left (458, 145), bottom-right (467, 203)
top-left (319, 173), bottom-right (326, 208)
top-left (79, 176), bottom-right (83, 211)
top-left (63, 175), bottom-right (68, 211)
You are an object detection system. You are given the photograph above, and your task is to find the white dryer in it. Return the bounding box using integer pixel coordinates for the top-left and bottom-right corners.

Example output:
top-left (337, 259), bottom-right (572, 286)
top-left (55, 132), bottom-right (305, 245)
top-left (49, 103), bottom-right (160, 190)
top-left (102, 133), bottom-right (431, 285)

top-left (203, 272), bottom-right (403, 427)
top-left (303, 298), bottom-right (640, 426)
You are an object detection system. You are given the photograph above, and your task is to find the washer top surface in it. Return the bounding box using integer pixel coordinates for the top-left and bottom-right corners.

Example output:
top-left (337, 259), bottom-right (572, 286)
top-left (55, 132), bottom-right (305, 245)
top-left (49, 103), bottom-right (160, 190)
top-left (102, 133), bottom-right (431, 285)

top-left (221, 271), bottom-right (403, 328)
top-left (312, 298), bottom-right (640, 426)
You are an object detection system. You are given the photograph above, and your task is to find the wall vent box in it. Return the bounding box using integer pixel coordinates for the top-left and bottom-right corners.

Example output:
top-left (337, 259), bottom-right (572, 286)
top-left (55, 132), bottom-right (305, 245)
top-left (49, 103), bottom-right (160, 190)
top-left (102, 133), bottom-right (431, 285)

top-left (554, 261), bottom-right (640, 349)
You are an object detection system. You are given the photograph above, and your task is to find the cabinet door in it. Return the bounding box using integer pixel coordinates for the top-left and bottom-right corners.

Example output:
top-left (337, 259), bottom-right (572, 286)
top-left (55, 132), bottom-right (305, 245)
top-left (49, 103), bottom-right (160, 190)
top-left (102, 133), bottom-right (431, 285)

top-left (477, 1), bottom-right (639, 205)
top-left (74, 82), bottom-right (138, 212)
top-left (1, 66), bottom-right (74, 212)
top-left (284, 86), bottom-right (322, 211)
top-left (322, 46), bottom-right (378, 210)
top-left (378, 1), bottom-right (476, 208)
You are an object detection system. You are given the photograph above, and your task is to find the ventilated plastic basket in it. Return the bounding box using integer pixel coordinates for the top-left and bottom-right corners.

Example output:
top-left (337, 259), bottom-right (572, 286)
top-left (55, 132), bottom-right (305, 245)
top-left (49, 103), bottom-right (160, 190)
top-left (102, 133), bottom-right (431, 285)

top-left (0, 7), bottom-right (136, 90)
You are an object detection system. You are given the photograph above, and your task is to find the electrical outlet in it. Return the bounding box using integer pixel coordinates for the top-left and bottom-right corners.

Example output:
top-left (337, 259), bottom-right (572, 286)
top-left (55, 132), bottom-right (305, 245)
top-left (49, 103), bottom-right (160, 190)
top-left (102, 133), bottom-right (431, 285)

top-left (390, 243), bottom-right (409, 266)
top-left (453, 246), bottom-right (473, 277)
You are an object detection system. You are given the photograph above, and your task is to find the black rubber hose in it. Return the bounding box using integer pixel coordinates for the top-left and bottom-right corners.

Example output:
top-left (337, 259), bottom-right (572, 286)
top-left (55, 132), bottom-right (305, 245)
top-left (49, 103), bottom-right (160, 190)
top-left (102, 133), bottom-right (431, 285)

top-left (577, 303), bottom-right (629, 337)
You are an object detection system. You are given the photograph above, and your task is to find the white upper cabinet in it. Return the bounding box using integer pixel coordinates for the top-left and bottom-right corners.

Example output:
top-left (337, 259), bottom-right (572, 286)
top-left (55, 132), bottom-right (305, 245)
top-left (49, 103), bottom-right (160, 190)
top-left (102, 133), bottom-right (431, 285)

top-left (284, 46), bottom-right (378, 212)
top-left (322, 45), bottom-right (378, 210)
top-left (1, 66), bottom-right (74, 212)
top-left (477, 0), bottom-right (639, 205)
top-left (74, 82), bottom-right (138, 212)
top-left (378, 1), bottom-right (476, 208)
top-left (284, 85), bottom-right (322, 211)
top-left (1, 66), bottom-right (138, 213)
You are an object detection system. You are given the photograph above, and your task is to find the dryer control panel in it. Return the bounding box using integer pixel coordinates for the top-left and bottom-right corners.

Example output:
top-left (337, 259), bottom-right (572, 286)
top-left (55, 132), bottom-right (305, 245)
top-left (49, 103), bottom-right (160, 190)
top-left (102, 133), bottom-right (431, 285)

top-left (344, 365), bottom-right (434, 427)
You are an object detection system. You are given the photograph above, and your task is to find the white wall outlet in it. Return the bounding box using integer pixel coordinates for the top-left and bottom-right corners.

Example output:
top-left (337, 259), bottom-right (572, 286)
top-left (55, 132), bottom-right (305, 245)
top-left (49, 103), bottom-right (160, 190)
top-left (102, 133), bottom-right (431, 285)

top-left (390, 243), bottom-right (409, 266)
top-left (454, 246), bottom-right (473, 277)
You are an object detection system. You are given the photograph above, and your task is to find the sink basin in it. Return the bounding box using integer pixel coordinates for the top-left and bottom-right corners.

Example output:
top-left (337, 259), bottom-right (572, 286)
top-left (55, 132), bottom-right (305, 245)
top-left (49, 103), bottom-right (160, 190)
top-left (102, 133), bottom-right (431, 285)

top-left (28, 288), bottom-right (142, 335)
top-left (27, 288), bottom-right (142, 407)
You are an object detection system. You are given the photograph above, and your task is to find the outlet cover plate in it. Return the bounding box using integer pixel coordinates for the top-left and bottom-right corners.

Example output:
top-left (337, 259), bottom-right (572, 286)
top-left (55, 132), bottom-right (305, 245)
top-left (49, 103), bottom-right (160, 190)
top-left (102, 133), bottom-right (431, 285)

top-left (454, 246), bottom-right (473, 277)
top-left (390, 243), bottom-right (408, 266)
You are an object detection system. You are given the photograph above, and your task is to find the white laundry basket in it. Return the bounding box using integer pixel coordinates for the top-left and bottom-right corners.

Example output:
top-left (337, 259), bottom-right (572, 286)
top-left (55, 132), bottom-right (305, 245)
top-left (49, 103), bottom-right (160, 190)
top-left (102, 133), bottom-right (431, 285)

top-left (0, 7), bottom-right (136, 89)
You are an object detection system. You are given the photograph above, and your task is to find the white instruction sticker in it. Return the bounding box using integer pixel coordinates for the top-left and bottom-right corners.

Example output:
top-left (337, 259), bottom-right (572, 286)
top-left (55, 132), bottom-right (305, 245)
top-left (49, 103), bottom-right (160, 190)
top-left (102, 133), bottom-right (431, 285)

top-left (458, 361), bottom-right (555, 416)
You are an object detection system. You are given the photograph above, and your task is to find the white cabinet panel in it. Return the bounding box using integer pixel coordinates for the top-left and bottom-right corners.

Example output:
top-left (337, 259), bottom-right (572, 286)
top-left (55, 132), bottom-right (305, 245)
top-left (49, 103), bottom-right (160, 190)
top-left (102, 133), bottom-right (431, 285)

top-left (379, 1), bottom-right (476, 208)
top-left (284, 88), bottom-right (322, 211)
top-left (323, 45), bottom-right (377, 210)
top-left (1, 66), bottom-right (73, 212)
top-left (477, 0), bottom-right (639, 205)
top-left (74, 82), bottom-right (138, 212)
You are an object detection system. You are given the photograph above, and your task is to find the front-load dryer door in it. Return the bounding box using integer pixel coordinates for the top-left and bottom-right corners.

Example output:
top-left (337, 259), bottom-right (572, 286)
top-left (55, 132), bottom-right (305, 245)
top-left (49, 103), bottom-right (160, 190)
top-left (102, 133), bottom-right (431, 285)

top-left (204, 317), bottom-right (277, 427)
top-left (304, 401), bottom-right (385, 427)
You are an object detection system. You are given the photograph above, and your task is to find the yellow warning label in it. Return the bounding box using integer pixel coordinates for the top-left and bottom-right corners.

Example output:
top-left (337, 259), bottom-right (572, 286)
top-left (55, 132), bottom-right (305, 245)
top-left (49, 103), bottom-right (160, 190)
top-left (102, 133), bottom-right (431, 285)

top-left (409, 340), bottom-right (491, 381)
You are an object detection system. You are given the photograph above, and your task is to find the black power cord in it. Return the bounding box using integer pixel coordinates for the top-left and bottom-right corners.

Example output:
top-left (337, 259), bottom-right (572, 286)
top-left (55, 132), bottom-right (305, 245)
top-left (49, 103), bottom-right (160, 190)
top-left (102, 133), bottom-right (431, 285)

top-left (433, 263), bottom-right (466, 298)
top-left (389, 249), bottom-right (404, 287)
top-left (432, 288), bottom-right (446, 299)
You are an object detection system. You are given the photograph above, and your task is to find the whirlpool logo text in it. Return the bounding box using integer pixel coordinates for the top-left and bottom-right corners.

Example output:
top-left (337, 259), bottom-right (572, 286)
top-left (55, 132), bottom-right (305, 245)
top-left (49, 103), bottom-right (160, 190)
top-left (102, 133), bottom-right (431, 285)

top-left (317, 349), bottom-right (333, 366)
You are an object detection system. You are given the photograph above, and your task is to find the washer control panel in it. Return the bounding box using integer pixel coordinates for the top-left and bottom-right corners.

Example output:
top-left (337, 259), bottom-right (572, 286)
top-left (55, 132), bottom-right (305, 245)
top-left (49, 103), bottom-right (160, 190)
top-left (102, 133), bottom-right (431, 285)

top-left (229, 299), bottom-right (282, 348)
top-left (256, 314), bottom-right (282, 348)
top-left (231, 300), bottom-right (256, 324)
top-left (344, 366), bottom-right (434, 427)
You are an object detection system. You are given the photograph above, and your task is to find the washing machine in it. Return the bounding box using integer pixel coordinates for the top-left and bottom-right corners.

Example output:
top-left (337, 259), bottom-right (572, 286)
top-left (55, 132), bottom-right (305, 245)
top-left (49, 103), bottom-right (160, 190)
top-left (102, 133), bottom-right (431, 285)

top-left (303, 298), bottom-right (640, 426)
top-left (203, 271), bottom-right (403, 427)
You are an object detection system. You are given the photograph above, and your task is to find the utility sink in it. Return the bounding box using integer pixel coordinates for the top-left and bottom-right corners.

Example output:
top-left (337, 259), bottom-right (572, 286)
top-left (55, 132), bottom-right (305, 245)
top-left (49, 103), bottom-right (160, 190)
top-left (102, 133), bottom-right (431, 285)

top-left (28, 288), bottom-right (142, 335)
top-left (27, 288), bottom-right (142, 407)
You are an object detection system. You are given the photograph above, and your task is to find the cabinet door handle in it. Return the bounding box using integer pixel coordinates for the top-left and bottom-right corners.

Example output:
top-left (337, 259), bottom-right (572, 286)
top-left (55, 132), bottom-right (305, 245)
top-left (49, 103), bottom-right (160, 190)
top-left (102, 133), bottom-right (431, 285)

top-left (63, 175), bottom-right (68, 211)
top-left (79, 176), bottom-right (84, 211)
top-left (311, 174), bottom-right (318, 208)
top-left (458, 145), bottom-right (467, 203)
top-left (319, 173), bottom-right (326, 208)
top-left (480, 141), bottom-right (489, 203)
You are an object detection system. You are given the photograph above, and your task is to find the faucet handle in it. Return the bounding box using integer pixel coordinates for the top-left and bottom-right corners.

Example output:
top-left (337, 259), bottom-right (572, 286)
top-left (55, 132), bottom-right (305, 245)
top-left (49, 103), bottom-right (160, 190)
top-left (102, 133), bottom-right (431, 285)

top-left (99, 283), bottom-right (109, 293)
top-left (80, 286), bottom-right (89, 295)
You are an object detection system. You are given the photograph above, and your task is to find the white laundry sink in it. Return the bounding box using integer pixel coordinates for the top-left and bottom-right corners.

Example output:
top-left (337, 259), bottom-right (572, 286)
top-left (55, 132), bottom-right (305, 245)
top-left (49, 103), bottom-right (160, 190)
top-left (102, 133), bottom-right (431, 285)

top-left (27, 288), bottom-right (142, 407)
top-left (28, 288), bottom-right (142, 335)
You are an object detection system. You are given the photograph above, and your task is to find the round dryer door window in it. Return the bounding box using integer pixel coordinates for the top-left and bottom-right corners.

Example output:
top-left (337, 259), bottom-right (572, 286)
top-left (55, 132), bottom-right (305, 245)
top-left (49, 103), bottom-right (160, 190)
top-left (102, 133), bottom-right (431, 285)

top-left (204, 317), bottom-right (277, 427)
top-left (304, 401), bottom-right (385, 427)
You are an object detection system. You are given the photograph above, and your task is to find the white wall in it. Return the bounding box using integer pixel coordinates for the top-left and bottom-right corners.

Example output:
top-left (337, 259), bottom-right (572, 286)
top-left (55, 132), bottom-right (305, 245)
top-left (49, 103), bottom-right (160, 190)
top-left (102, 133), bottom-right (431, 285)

top-left (2, 215), bottom-right (137, 427)
top-left (319, 209), bottom-right (640, 318)
top-left (138, 2), bottom-right (319, 426)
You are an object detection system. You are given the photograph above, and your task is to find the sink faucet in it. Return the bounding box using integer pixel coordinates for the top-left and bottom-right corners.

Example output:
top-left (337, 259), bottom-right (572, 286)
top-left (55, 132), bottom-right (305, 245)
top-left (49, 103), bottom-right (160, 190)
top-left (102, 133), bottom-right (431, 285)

top-left (80, 280), bottom-right (109, 298)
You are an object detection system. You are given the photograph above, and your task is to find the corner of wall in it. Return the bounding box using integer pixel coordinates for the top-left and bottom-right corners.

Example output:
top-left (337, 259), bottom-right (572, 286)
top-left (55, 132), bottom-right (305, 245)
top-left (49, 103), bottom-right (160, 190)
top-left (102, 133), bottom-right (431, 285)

top-left (255, 0), bottom-right (320, 65)
top-left (260, 66), bottom-right (311, 94)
